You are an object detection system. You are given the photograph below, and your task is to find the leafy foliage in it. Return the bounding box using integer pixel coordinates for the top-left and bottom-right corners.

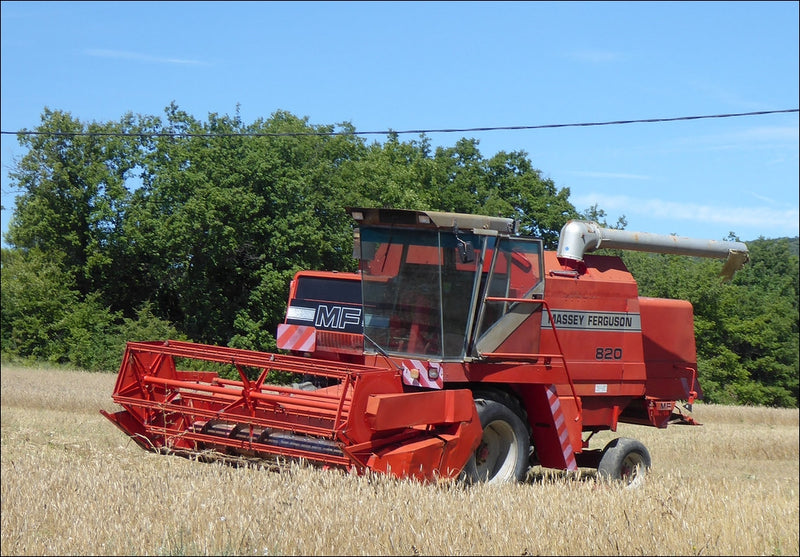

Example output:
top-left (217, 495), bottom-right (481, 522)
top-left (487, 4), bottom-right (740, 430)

top-left (2, 105), bottom-right (797, 407)
top-left (0, 248), bottom-right (181, 371)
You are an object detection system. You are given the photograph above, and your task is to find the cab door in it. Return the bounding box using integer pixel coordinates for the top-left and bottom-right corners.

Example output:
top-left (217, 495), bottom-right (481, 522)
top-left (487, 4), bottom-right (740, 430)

top-left (471, 236), bottom-right (545, 357)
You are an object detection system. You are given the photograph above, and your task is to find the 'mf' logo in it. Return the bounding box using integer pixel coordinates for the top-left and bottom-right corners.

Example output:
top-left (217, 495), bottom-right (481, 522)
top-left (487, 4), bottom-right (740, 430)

top-left (315, 305), bottom-right (362, 331)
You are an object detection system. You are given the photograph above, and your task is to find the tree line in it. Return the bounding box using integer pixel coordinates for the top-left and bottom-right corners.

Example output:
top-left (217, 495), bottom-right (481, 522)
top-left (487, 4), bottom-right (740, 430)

top-left (1, 104), bottom-right (797, 407)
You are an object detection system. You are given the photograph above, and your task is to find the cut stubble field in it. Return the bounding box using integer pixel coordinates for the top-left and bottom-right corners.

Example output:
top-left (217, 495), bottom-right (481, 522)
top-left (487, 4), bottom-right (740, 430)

top-left (1, 365), bottom-right (798, 556)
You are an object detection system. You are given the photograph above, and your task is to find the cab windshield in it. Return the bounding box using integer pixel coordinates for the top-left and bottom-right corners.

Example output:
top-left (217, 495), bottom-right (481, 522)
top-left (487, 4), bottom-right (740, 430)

top-left (359, 227), bottom-right (483, 359)
top-left (358, 226), bottom-right (544, 359)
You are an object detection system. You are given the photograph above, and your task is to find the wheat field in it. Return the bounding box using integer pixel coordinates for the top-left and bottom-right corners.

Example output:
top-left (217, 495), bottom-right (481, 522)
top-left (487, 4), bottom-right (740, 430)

top-left (1, 364), bottom-right (797, 556)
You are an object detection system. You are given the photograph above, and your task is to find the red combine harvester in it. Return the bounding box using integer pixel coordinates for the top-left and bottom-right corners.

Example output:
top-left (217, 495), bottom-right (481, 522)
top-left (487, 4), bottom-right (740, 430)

top-left (102, 208), bottom-right (749, 485)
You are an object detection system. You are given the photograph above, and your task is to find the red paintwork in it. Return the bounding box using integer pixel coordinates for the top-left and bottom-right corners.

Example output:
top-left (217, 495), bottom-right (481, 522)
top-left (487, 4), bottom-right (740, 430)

top-left (101, 340), bottom-right (481, 481)
top-left (103, 210), bottom-right (705, 481)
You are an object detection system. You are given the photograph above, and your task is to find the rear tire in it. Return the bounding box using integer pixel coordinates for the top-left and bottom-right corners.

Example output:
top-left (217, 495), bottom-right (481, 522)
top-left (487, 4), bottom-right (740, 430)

top-left (460, 391), bottom-right (530, 484)
top-left (597, 437), bottom-right (651, 488)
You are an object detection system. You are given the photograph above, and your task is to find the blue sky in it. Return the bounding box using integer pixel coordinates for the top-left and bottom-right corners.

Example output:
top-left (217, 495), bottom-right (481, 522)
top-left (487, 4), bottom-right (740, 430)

top-left (2, 1), bottom-right (798, 246)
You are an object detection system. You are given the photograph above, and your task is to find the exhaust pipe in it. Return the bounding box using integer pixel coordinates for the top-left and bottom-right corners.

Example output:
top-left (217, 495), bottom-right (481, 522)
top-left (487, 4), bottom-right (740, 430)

top-left (557, 220), bottom-right (749, 281)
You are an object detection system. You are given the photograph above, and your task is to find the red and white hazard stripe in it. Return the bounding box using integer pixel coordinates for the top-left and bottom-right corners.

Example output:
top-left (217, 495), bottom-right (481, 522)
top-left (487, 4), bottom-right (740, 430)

top-left (546, 384), bottom-right (577, 470)
top-left (276, 324), bottom-right (316, 352)
top-left (401, 359), bottom-right (443, 389)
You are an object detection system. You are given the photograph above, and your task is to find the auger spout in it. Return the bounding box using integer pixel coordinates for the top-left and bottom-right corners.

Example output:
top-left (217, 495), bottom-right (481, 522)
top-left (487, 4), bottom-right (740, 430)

top-left (556, 220), bottom-right (749, 280)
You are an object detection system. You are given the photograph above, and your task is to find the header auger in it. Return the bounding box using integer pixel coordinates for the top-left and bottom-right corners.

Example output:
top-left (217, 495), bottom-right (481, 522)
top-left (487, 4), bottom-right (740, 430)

top-left (103, 207), bottom-right (748, 485)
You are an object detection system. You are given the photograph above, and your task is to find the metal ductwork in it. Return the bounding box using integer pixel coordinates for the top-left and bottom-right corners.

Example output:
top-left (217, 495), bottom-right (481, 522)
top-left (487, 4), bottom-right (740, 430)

top-left (556, 220), bottom-right (750, 281)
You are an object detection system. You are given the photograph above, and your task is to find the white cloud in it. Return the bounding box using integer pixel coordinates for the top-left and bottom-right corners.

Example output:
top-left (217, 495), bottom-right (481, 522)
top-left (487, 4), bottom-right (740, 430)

top-left (747, 191), bottom-right (778, 205)
top-left (670, 125), bottom-right (799, 154)
top-left (738, 125), bottom-right (800, 142)
top-left (573, 193), bottom-right (800, 236)
top-left (84, 49), bottom-right (205, 66)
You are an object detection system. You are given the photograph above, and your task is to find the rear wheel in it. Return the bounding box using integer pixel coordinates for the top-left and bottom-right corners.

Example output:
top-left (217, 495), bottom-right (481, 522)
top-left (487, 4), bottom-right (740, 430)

top-left (460, 391), bottom-right (530, 484)
top-left (597, 437), bottom-right (651, 488)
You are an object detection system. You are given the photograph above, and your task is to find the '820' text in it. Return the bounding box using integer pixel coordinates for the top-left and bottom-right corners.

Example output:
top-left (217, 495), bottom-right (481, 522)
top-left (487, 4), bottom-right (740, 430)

top-left (595, 347), bottom-right (623, 360)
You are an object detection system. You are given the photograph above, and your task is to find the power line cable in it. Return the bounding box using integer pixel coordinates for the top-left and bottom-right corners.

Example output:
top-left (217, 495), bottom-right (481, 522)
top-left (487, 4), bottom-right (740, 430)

top-left (0, 109), bottom-right (797, 138)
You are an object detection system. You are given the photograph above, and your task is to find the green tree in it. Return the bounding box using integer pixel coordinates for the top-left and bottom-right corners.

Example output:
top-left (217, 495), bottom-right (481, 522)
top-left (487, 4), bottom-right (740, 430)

top-left (1, 247), bottom-right (181, 371)
top-left (127, 107), bottom-right (369, 347)
top-left (1, 248), bottom-right (78, 360)
top-left (342, 135), bottom-right (580, 248)
top-left (5, 109), bottom-right (141, 299)
top-left (580, 203), bottom-right (628, 230)
top-left (428, 137), bottom-right (491, 214)
top-left (483, 149), bottom-right (579, 248)
top-left (334, 132), bottom-right (433, 210)
top-left (21, 102), bottom-right (797, 409)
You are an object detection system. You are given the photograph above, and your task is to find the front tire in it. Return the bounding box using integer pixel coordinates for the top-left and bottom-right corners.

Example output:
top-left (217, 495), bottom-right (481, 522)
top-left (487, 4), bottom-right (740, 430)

top-left (597, 437), bottom-right (651, 488)
top-left (460, 392), bottom-right (530, 484)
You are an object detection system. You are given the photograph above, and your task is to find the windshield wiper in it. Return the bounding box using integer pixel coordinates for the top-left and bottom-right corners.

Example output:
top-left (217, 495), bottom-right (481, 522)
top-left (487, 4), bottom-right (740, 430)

top-left (363, 332), bottom-right (402, 371)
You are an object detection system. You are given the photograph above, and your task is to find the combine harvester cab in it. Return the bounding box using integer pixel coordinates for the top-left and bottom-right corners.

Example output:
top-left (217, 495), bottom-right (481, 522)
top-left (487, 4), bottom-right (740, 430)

top-left (103, 207), bottom-right (749, 486)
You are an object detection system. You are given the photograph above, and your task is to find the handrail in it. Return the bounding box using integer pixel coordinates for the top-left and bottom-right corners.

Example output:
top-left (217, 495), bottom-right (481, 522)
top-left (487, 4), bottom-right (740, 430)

top-left (481, 296), bottom-right (582, 422)
top-left (674, 363), bottom-right (699, 408)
